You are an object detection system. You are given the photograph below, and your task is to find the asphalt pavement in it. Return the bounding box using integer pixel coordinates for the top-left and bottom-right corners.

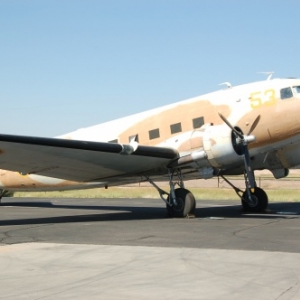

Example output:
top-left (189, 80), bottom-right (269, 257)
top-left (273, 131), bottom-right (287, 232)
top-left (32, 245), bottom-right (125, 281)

top-left (0, 197), bottom-right (299, 299)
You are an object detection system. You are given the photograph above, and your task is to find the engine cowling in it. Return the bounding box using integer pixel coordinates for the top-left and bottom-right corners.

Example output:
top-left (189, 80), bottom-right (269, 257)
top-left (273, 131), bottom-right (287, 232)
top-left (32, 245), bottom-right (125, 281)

top-left (202, 124), bottom-right (243, 168)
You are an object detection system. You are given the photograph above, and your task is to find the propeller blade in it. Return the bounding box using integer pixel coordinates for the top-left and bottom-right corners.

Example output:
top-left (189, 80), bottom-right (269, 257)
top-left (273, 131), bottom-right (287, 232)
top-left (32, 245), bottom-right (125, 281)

top-left (247, 115), bottom-right (261, 135)
top-left (218, 113), bottom-right (243, 139)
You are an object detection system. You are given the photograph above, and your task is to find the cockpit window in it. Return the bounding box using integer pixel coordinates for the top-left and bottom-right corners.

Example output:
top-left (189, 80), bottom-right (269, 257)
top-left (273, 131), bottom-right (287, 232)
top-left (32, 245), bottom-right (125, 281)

top-left (280, 87), bottom-right (293, 100)
top-left (292, 86), bottom-right (300, 95)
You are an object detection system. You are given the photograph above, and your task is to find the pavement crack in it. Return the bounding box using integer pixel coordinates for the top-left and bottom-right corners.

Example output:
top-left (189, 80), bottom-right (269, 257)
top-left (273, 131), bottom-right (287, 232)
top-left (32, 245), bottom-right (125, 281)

top-left (0, 224), bottom-right (51, 245)
top-left (233, 218), bottom-right (282, 237)
top-left (275, 274), bottom-right (299, 299)
top-left (0, 231), bottom-right (10, 244)
top-left (233, 215), bottom-right (299, 238)
top-left (127, 235), bottom-right (155, 242)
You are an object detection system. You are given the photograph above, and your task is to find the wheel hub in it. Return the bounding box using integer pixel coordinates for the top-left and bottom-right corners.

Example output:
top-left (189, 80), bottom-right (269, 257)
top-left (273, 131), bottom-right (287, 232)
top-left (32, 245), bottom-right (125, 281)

top-left (247, 194), bottom-right (258, 208)
top-left (172, 197), bottom-right (184, 212)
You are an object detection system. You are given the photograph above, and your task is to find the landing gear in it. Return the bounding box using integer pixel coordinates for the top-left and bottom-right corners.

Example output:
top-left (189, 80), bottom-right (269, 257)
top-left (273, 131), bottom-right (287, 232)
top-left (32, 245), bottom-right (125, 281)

top-left (166, 188), bottom-right (196, 218)
top-left (221, 176), bottom-right (268, 213)
top-left (146, 169), bottom-right (196, 218)
top-left (242, 187), bottom-right (268, 212)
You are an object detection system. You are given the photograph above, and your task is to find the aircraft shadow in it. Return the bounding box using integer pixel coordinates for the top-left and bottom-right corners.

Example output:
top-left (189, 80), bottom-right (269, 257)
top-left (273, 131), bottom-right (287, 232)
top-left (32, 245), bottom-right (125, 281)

top-left (0, 199), bottom-right (167, 226)
top-left (0, 200), bottom-right (298, 227)
top-left (196, 202), bottom-right (300, 219)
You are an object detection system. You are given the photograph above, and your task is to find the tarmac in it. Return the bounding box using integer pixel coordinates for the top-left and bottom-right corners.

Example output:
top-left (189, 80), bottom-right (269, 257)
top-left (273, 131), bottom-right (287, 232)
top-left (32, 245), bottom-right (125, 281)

top-left (0, 197), bottom-right (300, 299)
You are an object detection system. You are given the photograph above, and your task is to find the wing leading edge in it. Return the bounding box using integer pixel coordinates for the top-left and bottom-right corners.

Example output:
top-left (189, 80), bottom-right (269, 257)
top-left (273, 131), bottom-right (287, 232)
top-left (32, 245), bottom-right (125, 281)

top-left (0, 134), bottom-right (179, 182)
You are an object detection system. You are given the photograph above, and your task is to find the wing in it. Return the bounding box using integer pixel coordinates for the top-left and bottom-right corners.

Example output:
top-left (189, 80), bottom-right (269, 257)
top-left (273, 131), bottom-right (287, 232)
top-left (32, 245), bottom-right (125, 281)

top-left (0, 134), bottom-right (179, 182)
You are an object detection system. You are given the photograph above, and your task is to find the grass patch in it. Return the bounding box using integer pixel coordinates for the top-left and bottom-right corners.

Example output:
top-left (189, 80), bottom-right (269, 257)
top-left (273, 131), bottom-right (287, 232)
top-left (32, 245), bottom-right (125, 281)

top-left (12, 187), bottom-right (162, 199)
top-left (11, 187), bottom-right (300, 202)
top-left (263, 190), bottom-right (300, 202)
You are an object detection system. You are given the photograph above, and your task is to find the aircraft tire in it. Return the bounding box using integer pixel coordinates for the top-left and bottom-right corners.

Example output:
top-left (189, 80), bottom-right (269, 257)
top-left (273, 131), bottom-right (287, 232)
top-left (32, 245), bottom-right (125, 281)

top-left (242, 187), bottom-right (268, 212)
top-left (167, 188), bottom-right (196, 218)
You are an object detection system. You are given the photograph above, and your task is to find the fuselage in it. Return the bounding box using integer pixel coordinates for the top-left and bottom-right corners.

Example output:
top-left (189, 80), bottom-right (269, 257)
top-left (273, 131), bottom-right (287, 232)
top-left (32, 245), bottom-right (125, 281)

top-left (2, 77), bottom-right (300, 191)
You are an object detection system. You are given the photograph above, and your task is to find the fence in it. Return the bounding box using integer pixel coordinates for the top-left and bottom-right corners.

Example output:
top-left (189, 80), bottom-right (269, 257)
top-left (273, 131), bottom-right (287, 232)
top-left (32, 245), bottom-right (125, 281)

top-left (127, 174), bottom-right (300, 190)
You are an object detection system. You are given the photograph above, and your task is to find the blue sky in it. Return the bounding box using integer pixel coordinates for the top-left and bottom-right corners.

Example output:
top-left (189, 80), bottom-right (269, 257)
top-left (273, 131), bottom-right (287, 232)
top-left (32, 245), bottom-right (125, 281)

top-left (1, 0), bottom-right (299, 137)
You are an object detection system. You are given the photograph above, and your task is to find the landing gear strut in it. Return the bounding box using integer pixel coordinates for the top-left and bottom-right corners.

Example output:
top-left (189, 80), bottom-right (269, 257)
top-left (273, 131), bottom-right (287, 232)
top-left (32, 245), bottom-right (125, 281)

top-left (147, 169), bottom-right (196, 218)
top-left (221, 175), bottom-right (268, 212)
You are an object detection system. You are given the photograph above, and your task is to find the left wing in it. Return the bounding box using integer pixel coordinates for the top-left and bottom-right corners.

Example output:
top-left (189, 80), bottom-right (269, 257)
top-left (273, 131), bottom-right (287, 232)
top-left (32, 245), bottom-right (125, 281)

top-left (0, 134), bottom-right (179, 182)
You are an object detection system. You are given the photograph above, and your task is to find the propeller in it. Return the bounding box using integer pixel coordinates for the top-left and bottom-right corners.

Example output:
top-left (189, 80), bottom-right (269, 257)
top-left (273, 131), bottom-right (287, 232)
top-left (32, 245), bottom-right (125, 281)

top-left (218, 113), bottom-right (260, 190)
top-left (218, 113), bottom-right (244, 139)
top-left (246, 115), bottom-right (260, 136)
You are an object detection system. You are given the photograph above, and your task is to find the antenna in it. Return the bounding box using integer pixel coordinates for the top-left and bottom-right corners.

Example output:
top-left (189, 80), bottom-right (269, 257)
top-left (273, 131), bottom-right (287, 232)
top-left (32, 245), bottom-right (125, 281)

top-left (219, 82), bottom-right (232, 89)
top-left (258, 71), bottom-right (274, 80)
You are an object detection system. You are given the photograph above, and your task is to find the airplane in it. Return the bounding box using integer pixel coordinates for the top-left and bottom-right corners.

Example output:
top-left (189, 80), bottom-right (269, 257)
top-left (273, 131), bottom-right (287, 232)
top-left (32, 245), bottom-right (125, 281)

top-left (0, 75), bottom-right (299, 217)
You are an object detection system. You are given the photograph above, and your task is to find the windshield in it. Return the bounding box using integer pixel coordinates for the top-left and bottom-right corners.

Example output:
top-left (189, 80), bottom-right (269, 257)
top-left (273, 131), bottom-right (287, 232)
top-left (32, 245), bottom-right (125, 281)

top-left (293, 86), bottom-right (300, 96)
top-left (280, 87), bottom-right (293, 99)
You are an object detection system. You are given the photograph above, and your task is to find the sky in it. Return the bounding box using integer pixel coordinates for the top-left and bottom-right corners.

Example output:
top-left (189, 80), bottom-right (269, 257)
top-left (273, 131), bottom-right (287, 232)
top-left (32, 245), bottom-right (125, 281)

top-left (1, 0), bottom-right (300, 137)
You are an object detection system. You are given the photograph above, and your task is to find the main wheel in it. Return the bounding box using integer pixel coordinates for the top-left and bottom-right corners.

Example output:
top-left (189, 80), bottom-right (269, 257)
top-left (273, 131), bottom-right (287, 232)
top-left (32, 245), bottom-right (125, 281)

top-left (242, 187), bottom-right (268, 212)
top-left (167, 188), bottom-right (196, 218)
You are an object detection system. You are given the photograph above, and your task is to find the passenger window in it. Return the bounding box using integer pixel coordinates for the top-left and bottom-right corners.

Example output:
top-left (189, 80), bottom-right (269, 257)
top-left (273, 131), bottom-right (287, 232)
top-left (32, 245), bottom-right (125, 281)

top-left (149, 128), bottom-right (160, 140)
top-left (170, 123), bottom-right (182, 134)
top-left (129, 134), bottom-right (139, 142)
top-left (193, 117), bottom-right (204, 129)
top-left (280, 87), bottom-right (293, 99)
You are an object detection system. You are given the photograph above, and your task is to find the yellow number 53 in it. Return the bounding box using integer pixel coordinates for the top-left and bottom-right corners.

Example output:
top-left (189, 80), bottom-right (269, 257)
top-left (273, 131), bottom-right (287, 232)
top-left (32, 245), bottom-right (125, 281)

top-left (250, 89), bottom-right (276, 109)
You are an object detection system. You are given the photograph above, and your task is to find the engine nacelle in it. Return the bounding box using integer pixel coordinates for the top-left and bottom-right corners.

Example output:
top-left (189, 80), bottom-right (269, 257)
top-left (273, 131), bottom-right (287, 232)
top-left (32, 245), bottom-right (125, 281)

top-left (202, 124), bottom-right (243, 168)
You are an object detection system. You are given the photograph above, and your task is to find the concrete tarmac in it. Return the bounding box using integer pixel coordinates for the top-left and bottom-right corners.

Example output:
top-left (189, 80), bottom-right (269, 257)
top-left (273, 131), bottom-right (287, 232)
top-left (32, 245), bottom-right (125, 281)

top-left (0, 197), bottom-right (300, 299)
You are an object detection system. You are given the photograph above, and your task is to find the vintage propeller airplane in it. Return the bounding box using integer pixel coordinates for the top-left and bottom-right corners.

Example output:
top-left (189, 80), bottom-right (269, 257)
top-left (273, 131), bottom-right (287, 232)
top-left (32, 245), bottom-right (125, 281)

top-left (0, 75), bottom-right (299, 217)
